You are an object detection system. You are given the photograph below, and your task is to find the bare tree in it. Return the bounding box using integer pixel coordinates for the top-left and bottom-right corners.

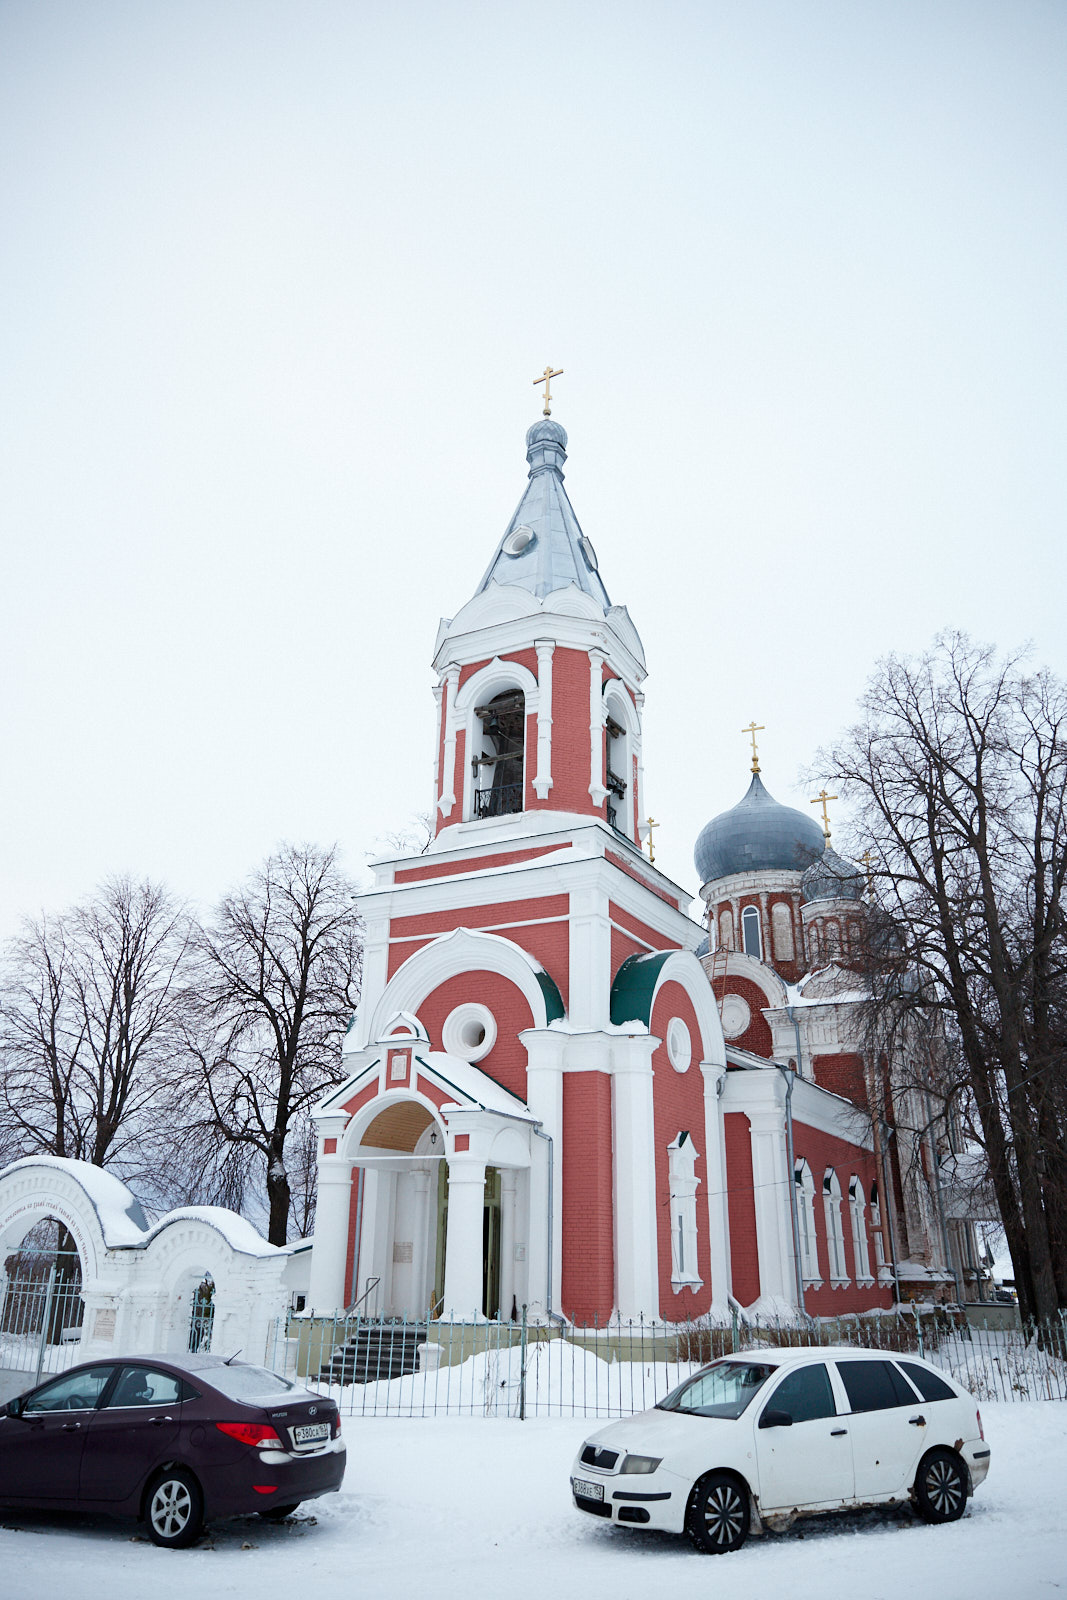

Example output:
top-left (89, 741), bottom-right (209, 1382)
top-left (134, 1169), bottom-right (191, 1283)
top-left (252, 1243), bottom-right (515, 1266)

top-left (0, 877), bottom-right (195, 1196)
top-left (820, 633), bottom-right (1067, 1321)
top-left (192, 843), bottom-right (362, 1245)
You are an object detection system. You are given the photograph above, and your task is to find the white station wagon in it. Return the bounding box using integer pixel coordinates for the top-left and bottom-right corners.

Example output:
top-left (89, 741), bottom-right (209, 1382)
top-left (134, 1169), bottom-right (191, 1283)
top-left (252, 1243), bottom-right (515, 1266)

top-left (571, 1346), bottom-right (990, 1553)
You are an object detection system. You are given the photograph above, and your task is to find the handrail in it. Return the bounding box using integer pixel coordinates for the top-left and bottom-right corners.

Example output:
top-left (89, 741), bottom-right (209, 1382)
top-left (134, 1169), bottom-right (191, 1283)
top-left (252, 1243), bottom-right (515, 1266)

top-left (345, 1276), bottom-right (381, 1316)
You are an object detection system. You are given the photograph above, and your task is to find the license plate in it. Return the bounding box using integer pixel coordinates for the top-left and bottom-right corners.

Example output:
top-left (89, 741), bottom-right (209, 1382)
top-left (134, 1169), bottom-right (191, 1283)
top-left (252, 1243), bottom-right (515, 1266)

top-left (572, 1477), bottom-right (604, 1501)
top-left (294, 1422), bottom-right (330, 1444)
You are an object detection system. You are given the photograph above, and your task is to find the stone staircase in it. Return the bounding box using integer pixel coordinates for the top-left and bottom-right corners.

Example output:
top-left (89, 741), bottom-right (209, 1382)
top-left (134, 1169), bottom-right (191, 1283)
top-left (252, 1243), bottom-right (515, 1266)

top-left (318, 1321), bottom-right (428, 1386)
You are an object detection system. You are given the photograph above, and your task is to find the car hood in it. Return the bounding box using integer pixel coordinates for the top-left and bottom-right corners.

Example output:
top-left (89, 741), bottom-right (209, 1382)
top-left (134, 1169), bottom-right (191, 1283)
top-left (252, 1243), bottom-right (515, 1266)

top-left (582, 1406), bottom-right (742, 1457)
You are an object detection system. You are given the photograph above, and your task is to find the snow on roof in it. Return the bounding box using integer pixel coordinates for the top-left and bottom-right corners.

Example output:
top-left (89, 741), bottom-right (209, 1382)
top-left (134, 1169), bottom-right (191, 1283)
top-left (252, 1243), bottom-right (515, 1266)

top-left (144, 1206), bottom-right (278, 1258)
top-left (4, 1155), bottom-right (150, 1247)
top-left (419, 1051), bottom-right (537, 1121)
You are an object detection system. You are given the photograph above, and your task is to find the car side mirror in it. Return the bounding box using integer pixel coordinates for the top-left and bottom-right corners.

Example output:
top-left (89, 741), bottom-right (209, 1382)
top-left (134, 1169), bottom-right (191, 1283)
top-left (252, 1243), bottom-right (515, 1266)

top-left (759, 1407), bottom-right (793, 1429)
top-left (5, 1397), bottom-right (25, 1418)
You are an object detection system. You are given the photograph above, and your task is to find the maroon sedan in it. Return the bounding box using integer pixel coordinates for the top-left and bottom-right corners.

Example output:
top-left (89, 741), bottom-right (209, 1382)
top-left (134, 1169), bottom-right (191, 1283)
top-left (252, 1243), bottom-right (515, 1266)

top-left (0, 1351), bottom-right (346, 1546)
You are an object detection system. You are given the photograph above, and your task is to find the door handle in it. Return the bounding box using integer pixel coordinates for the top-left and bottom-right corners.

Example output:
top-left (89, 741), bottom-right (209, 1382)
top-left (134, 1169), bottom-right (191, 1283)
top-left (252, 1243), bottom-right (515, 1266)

top-left (909, 1415), bottom-right (926, 1426)
top-left (61, 1422), bottom-right (82, 1432)
top-left (150, 1415), bottom-right (174, 1426)
top-left (830, 1429), bottom-right (848, 1437)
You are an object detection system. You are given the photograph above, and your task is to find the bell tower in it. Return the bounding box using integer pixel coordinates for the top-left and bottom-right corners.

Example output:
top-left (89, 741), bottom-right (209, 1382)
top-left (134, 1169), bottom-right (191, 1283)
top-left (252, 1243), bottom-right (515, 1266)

top-left (431, 416), bottom-right (648, 846)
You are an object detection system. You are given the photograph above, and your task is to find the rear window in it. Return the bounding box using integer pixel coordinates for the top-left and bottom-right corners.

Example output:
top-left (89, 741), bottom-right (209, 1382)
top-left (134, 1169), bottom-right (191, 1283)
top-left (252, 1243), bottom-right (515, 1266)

top-left (836, 1358), bottom-right (915, 1413)
top-left (895, 1361), bottom-right (957, 1403)
top-left (205, 1364), bottom-right (294, 1401)
top-left (658, 1360), bottom-right (777, 1419)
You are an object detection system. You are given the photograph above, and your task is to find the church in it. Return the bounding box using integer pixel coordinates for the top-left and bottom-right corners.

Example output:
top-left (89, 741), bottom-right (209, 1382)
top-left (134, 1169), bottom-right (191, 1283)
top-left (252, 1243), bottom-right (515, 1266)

top-left (305, 393), bottom-right (966, 1326)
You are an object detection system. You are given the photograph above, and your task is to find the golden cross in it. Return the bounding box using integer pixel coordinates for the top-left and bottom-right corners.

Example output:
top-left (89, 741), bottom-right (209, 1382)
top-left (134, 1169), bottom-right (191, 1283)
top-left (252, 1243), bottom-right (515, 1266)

top-left (742, 721), bottom-right (765, 774)
top-left (810, 788), bottom-right (838, 841)
top-left (645, 815), bottom-right (660, 864)
top-left (533, 365), bottom-right (563, 416)
top-left (860, 848), bottom-right (875, 896)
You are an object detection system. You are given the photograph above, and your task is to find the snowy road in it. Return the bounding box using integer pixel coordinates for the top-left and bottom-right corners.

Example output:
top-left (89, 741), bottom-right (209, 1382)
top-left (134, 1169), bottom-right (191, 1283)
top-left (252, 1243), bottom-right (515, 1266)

top-left (2, 1401), bottom-right (1064, 1600)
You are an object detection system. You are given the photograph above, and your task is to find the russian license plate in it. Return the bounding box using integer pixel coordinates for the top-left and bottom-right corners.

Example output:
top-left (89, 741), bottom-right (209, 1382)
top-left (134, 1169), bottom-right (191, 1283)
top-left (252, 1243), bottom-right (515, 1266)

top-left (294, 1422), bottom-right (330, 1445)
top-left (572, 1477), bottom-right (604, 1501)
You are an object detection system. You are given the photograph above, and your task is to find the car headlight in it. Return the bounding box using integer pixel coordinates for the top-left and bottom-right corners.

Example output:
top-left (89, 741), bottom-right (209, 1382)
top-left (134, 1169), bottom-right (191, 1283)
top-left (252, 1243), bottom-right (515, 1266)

top-left (620, 1453), bottom-right (662, 1475)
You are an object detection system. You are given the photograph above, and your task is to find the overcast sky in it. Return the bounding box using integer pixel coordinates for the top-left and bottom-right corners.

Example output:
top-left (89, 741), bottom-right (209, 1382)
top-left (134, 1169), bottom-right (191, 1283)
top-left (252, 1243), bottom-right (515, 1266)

top-left (2, 0), bottom-right (1064, 935)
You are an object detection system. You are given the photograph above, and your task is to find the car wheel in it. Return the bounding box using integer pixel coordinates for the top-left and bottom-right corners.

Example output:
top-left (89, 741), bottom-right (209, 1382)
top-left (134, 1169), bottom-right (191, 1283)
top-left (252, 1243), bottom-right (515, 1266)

top-left (258, 1502), bottom-right (301, 1521)
top-left (913, 1449), bottom-right (968, 1524)
top-left (145, 1468), bottom-right (204, 1548)
top-left (686, 1472), bottom-right (750, 1554)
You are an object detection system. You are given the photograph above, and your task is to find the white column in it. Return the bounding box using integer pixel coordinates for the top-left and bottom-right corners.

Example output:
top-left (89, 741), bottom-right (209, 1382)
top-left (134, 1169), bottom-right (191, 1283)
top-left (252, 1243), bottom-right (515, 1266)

top-left (356, 1168), bottom-right (394, 1315)
top-left (409, 1166), bottom-right (434, 1320)
top-left (533, 640), bottom-right (554, 799)
top-left (307, 1158), bottom-right (354, 1314)
top-left (430, 680), bottom-right (444, 822)
top-left (442, 1158), bottom-right (487, 1319)
top-left (521, 1029), bottom-right (566, 1318)
top-left (498, 1169), bottom-right (518, 1318)
top-left (748, 1103), bottom-right (797, 1306)
top-left (567, 876), bottom-right (612, 1030)
top-left (634, 689), bottom-right (645, 837)
top-left (701, 1063), bottom-right (732, 1310)
top-left (438, 664), bottom-right (461, 818)
top-left (588, 647), bottom-right (608, 806)
top-left (612, 1039), bottom-right (660, 1319)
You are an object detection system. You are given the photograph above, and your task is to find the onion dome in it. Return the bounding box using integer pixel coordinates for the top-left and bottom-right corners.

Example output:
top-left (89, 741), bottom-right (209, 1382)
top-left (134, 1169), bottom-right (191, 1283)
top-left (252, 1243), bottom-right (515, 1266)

top-left (694, 772), bottom-right (826, 887)
top-left (801, 845), bottom-right (865, 904)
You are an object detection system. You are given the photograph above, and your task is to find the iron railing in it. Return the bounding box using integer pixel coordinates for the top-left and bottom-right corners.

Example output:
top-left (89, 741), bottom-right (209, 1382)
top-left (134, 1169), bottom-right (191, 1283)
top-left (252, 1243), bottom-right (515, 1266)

top-left (474, 784), bottom-right (522, 819)
top-left (0, 1250), bottom-right (85, 1386)
top-left (264, 1305), bottom-right (1067, 1419)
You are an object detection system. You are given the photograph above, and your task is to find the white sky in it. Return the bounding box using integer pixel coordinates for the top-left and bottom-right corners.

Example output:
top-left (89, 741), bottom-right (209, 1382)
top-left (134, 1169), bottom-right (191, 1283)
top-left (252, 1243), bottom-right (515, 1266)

top-left (2, 0), bottom-right (1065, 934)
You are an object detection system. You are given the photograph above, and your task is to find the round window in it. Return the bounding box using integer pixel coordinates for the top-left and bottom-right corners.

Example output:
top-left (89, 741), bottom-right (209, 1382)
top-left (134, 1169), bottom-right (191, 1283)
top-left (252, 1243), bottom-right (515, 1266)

top-left (667, 1016), bottom-right (692, 1073)
top-left (441, 1003), bottom-right (497, 1063)
top-left (503, 525), bottom-right (535, 556)
top-left (720, 993), bottom-right (751, 1040)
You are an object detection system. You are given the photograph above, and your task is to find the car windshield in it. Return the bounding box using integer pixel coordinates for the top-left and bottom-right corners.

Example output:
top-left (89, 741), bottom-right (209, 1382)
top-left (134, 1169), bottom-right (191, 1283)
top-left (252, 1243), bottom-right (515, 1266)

top-left (657, 1360), bottom-right (777, 1419)
top-left (205, 1364), bottom-right (295, 1401)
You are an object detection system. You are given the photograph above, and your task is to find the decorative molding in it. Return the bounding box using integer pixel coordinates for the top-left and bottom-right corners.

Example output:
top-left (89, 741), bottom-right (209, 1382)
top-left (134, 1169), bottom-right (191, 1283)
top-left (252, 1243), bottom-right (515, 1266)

top-left (588, 648), bottom-right (608, 806)
top-left (533, 640), bottom-right (554, 798)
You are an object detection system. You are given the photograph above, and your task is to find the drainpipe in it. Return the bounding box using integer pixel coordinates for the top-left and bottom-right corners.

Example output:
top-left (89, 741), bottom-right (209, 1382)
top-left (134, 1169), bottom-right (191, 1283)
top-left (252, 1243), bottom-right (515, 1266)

top-left (781, 1007), bottom-right (807, 1317)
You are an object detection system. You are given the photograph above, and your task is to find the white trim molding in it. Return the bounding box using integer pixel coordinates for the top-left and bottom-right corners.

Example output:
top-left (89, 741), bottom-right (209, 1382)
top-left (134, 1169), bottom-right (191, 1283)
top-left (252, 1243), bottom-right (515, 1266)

top-left (533, 640), bottom-right (554, 798)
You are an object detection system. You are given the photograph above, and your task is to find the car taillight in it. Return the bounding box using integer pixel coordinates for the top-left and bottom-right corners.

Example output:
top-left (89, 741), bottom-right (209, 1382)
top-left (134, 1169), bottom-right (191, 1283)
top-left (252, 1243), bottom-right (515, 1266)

top-left (977, 1409), bottom-right (984, 1441)
top-left (332, 1413), bottom-right (342, 1438)
top-left (216, 1421), bottom-right (283, 1448)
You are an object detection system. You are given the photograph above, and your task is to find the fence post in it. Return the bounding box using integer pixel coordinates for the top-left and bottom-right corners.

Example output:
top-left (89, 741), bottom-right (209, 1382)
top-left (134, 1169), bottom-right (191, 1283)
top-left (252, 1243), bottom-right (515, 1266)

top-left (518, 1304), bottom-right (527, 1422)
top-left (34, 1262), bottom-right (58, 1387)
top-left (916, 1313), bottom-right (924, 1360)
top-left (731, 1304), bottom-right (739, 1354)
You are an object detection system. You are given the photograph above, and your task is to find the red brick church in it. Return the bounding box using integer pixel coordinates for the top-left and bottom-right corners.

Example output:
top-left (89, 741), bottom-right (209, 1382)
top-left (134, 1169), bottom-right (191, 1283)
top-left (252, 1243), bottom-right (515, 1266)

top-left (307, 404), bottom-right (965, 1324)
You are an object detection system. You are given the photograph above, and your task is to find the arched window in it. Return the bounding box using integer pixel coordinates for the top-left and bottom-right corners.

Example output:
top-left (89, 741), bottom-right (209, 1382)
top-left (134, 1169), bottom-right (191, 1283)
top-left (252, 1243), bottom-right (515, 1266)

top-left (603, 682), bottom-right (639, 839)
top-left (741, 905), bottom-right (762, 960)
top-left (870, 1183), bottom-right (887, 1270)
top-left (848, 1176), bottom-right (873, 1284)
top-left (824, 919), bottom-right (842, 960)
top-left (794, 1159), bottom-right (819, 1285)
top-left (823, 1170), bottom-right (849, 1285)
top-left (719, 909), bottom-right (734, 951)
top-left (472, 689), bottom-right (525, 818)
top-left (771, 902), bottom-right (795, 961)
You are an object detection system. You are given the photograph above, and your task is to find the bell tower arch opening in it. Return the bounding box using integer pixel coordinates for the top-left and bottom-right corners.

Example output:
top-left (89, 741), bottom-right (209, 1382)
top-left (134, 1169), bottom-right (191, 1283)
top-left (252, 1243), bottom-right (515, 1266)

top-left (472, 688), bottom-right (526, 818)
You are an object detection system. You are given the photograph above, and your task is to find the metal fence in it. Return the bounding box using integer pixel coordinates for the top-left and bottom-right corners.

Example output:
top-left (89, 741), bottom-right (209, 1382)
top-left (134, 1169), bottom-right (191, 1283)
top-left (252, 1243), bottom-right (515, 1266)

top-left (264, 1305), bottom-right (1067, 1419)
top-left (0, 1249), bottom-right (85, 1388)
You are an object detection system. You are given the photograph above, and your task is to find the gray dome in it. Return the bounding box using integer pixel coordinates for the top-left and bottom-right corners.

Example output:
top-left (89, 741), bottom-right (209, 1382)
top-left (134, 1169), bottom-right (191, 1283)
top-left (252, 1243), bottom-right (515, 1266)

top-left (801, 845), bottom-right (865, 904)
top-left (525, 418), bottom-right (568, 450)
top-left (695, 772), bottom-right (826, 887)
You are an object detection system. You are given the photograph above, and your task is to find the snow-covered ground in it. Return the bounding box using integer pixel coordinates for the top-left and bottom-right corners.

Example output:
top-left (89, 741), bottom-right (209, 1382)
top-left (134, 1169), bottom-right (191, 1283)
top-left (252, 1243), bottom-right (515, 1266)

top-left (2, 1400), bottom-right (1064, 1599)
